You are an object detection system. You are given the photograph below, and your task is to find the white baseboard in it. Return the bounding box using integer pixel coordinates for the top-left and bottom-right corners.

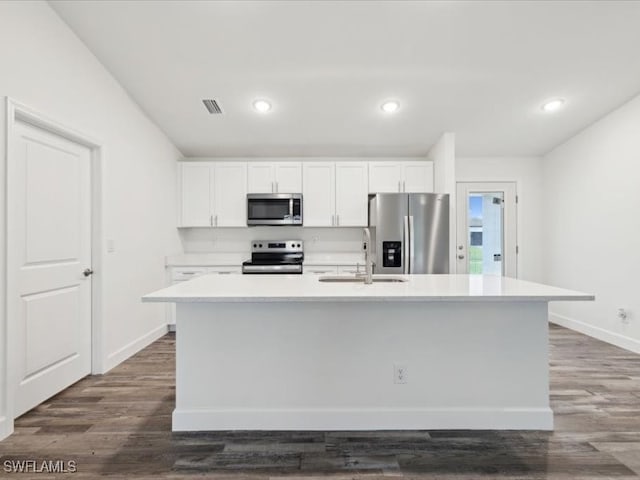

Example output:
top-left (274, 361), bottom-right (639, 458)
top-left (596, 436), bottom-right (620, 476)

top-left (0, 416), bottom-right (14, 441)
top-left (550, 312), bottom-right (640, 354)
top-left (104, 324), bottom-right (168, 373)
top-left (172, 407), bottom-right (554, 432)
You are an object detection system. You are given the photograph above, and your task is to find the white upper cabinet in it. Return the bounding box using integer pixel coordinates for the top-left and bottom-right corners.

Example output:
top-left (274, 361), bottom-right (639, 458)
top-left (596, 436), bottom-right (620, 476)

top-left (302, 162), bottom-right (335, 227)
top-left (368, 162), bottom-right (403, 193)
top-left (247, 162), bottom-right (273, 193)
top-left (247, 161), bottom-right (302, 193)
top-left (274, 162), bottom-right (302, 193)
top-left (369, 161), bottom-right (433, 193)
top-left (179, 161), bottom-right (247, 227)
top-left (303, 162), bottom-right (368, 227)
top-left (213, 162), bottom-right (247, 227)
top-left (179, 162), bottom-right (212, 227)
top-left (403, 162), bottom-right (434, 193)
top-left (335, 162), bottom-right (369, 226)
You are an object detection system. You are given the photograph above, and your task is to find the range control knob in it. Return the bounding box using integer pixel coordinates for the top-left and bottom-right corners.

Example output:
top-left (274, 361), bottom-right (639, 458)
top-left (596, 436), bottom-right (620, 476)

top-left (253, 244), bottom-right (257, 248)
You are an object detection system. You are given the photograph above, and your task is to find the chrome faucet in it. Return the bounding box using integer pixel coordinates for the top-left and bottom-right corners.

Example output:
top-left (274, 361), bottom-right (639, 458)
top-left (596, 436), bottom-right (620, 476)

top-left (363, 227), bottom-right (373, 284)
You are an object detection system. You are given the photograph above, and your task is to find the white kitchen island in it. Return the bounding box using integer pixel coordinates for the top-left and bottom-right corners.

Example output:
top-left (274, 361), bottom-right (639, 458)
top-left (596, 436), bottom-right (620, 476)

top-left (142, 274), bottom-right (592, 432)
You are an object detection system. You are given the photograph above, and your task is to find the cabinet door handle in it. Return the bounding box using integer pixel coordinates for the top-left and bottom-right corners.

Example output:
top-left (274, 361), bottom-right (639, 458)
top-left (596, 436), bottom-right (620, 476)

top-left (336, 215), bottom-right (340, 226)
top-left (214, 214), bottom-right (218, 227)
top-left (403, 180), bottom-right (406, 192)
top-left (331, 214), bottom-right (335, 226)
top-left (210, 214), bottom-right (213, 226)
top-left (275, 181), bottom-right (279, 193)
top-left (398, 181), bottom-right (401, 192)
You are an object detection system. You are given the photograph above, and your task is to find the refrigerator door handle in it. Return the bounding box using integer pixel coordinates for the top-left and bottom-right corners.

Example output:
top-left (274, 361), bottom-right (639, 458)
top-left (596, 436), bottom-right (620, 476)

top-left (403, 215), bottom-right (410, 274)
top-left (409, 215), bottom-right (415, 274)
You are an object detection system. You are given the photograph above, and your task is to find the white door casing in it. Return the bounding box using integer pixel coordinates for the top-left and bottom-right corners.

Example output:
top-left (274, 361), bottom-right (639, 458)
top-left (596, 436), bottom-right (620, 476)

top-left (456, 182), bottom-right (517, 278)
top-left (9, 119), bottom-right (93, 417)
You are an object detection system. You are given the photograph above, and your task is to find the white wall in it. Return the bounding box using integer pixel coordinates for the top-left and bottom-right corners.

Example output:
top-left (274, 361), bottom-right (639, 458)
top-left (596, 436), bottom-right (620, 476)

top-left (0, 1), bottom-right (181, 437)
top-left (428, 133), bottom-right (457, 271)
top-left (456, 157), bottom-right (544, 282)
top-left (542, 94), bottom-right (640, 353)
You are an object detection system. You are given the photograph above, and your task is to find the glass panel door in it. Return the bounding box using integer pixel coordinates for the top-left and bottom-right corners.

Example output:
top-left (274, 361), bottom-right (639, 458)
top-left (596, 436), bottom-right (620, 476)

top-left (468, 192), bottom-right (504, 275)
top-left (456, 182), bottom-right (517, 277)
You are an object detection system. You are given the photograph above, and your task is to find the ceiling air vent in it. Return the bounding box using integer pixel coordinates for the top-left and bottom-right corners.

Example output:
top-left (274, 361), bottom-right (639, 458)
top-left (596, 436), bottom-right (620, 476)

top-left (202, 99), bottom-right (223, 114)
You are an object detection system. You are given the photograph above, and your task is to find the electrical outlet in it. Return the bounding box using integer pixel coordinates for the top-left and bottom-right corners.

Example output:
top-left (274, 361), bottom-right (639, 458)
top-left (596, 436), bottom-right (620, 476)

top-left (394, 364), bottom-right (408, 384)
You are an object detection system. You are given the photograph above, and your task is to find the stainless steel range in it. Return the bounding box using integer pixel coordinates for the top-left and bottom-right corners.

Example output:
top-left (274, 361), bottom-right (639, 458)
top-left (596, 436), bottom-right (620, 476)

top-left (242, 240), bottom-right (304, 274)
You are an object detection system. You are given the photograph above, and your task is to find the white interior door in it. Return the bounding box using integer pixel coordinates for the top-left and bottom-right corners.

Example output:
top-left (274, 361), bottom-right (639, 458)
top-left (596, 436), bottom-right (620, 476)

top-left (456, 182), bottom-right (517, 277)
top-left (10, 120), bottom-right (92, 417)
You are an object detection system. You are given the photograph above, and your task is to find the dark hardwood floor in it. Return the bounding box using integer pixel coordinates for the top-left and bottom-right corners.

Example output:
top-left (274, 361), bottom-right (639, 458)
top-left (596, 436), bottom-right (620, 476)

top-left (2, 324), bottom-right (640, 479)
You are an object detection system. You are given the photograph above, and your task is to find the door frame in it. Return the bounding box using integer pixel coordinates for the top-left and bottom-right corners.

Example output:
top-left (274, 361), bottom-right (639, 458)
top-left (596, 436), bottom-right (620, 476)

top-left (455, 181), bottom-right (518, 277)
top-left (3, 98), bottom-right (105, 436)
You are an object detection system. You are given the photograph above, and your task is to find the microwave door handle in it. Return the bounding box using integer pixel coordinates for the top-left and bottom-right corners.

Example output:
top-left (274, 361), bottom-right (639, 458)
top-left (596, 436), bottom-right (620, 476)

top-left (289, 197), bottom-right (294, 223)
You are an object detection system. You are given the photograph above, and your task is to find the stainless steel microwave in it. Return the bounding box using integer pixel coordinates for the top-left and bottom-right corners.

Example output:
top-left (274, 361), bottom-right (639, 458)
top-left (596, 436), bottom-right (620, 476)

top-left (247, 193), bottom-right (303, 226)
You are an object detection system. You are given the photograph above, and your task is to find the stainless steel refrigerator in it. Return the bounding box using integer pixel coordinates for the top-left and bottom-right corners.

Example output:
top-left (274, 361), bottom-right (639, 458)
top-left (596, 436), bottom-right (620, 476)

top-left (368, 193), bottom-right (450, 274)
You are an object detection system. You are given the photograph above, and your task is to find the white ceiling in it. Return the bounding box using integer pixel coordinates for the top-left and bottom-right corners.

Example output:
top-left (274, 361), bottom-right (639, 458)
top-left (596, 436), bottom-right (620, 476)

top-left (50, 0), bottom-right (640, 157)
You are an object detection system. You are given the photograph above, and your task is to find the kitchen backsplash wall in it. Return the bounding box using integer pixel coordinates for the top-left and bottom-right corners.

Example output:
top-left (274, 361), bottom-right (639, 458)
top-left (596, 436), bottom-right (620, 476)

top-left (179, 227), bottom-right (364, 254)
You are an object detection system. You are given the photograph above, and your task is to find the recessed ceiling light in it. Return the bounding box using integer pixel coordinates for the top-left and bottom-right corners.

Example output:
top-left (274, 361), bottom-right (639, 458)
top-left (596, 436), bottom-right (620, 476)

top-left (381, 100), bottom-right (400, 113)
top-left (253, 99), bottom-right (272, 113)
top-left (541, 98), bottom-right (565, 113)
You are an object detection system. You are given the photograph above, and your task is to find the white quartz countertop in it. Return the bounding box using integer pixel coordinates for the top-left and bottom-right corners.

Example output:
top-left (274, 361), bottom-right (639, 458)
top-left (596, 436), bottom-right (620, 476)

top-left (142, 274), bottom-right (594, 303)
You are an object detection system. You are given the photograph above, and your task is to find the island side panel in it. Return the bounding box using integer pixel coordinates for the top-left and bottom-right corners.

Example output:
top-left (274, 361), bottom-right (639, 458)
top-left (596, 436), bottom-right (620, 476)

top-left (174, 300), bottom-right (552, 431)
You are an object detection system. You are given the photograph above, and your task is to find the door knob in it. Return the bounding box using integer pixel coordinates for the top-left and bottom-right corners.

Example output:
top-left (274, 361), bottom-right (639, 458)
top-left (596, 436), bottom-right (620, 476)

top-left (83, 268), bottom-right (94, 277)
top-left (457, 255), bottom-right (465, 260)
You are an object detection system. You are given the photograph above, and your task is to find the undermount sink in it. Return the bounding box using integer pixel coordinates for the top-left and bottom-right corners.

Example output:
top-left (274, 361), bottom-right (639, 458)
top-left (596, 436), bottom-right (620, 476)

top-left (318, 275), bottom-right (408, 283)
